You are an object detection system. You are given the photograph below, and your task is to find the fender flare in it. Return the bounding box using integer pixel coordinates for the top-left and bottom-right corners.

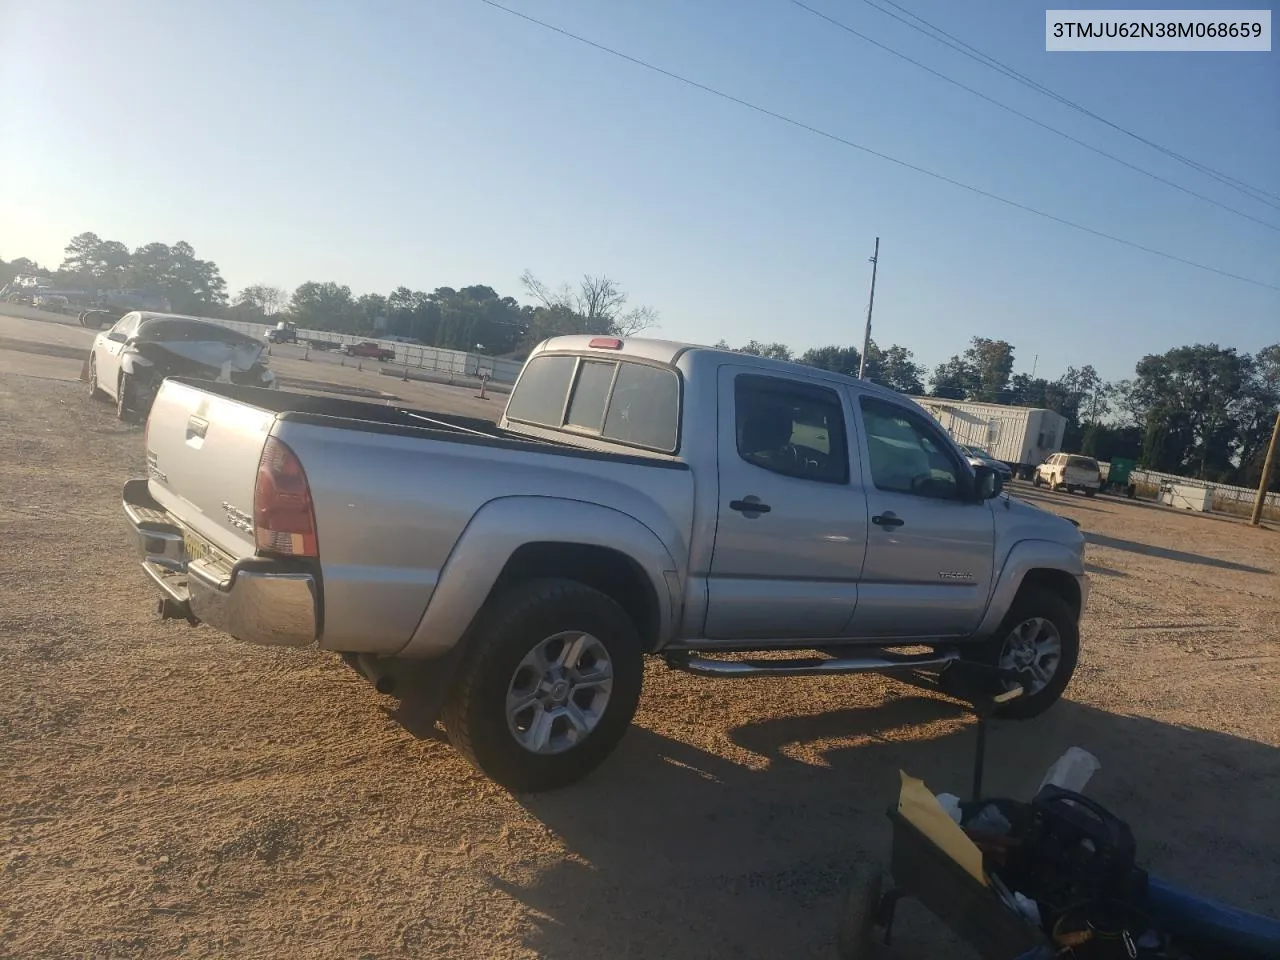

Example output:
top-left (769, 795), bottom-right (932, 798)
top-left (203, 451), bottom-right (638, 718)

top-left (397, 496), bottom-right (682, 659)
top-left (974, 539), bottom-right (1086, 637)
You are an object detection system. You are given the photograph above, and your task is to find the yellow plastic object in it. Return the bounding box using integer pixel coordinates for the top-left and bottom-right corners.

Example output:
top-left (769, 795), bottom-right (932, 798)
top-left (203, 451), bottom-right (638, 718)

top-left (897, 770), bottom-right (987, 886)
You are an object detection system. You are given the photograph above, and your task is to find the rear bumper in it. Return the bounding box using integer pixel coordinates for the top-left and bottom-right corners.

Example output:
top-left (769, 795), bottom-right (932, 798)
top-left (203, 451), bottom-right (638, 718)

top-left (123, 479), bottom-right (319, 647)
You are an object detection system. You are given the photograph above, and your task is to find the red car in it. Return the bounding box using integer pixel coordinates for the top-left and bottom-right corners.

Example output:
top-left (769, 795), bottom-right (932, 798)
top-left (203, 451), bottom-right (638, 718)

top-left (342, 341), bottom-right (396, 361)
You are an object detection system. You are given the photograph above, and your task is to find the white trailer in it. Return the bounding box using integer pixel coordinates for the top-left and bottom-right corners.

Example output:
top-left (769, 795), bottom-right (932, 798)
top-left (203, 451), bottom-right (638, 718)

top-left (910, 397), bottom-right (1067, 479)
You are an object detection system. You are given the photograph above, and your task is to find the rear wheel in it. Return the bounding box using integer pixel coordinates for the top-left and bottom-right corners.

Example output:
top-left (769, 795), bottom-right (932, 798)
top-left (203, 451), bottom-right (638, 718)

top-left (1032, 474), bottom-right (1043, 488)
top-left (442, 578), bottom-right (644, 792)
top-left (986, 587), bottom-right (1079, 719)
top-left (1085, 487), bottom-right (1097, 498)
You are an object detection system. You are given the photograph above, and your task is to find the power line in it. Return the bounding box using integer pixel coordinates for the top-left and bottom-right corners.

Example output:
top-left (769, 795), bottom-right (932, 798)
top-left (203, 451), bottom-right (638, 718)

top-left (860, 0), bottom-right (1280, 208)
top-left (789, 0), bottom-right (1280, 233)
top-left (473, 0), bottom-right (1280, 292)
top-left (859, 0), bottom-right (1280, 211)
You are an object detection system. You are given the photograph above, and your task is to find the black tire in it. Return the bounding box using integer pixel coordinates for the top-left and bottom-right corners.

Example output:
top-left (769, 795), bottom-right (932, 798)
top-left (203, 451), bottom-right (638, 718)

top-left (1065, 484), bottom-right (1076, 495)
top-left (1085, 487), bottom-right (1097, 498)
top-left (88, 356), bottom-right (108, 400)
top-left (836, 866), bottom-right (884, 960)
top-left (985, 587), bottom-right (1080, 720)
top-left (1032, 474), bottom-right (1042, 488)
top-left (442, 578), bottom-right (644, 792)
top-left (116, 372), bottom-right (137, 423)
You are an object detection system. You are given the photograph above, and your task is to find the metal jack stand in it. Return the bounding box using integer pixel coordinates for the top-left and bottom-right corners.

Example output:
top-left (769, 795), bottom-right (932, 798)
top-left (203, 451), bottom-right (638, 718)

top-left (839, 661), bottom-right (1031, 959)
top-left (897, 660), bottom-right (1027, 801)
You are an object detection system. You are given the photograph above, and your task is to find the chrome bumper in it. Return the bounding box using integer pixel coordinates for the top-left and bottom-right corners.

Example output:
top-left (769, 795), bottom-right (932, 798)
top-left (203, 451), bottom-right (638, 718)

top-left (123, 479), bottom-right (319, 647)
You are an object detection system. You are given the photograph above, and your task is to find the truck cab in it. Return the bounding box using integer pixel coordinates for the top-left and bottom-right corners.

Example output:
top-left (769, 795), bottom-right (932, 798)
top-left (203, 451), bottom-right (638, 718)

top-left (266, 321), bottom-right (297, 343)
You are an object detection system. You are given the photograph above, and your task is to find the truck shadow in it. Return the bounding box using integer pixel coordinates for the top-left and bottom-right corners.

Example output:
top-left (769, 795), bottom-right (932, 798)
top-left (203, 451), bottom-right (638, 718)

top-left (1084, 532), bottom-right (1272, 574)
top-left (494, 693), bottom-right (1280, 960)
top-left (1009, 486), bottom-right (1109, 514)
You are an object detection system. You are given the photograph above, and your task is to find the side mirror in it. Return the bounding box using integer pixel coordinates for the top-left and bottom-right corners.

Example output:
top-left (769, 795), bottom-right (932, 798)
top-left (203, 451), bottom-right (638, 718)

top-left (973, 464), bottom-right (1003, 501)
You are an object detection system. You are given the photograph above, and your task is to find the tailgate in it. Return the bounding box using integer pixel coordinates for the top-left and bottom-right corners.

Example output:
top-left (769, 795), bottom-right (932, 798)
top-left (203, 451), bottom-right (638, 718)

top-left (145, 378), bottom-right (276, 560)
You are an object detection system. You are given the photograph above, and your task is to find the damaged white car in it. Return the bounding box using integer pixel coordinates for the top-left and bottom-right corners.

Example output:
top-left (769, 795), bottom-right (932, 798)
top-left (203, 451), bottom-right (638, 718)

top-left (86, 312), bottom-right (277, 422)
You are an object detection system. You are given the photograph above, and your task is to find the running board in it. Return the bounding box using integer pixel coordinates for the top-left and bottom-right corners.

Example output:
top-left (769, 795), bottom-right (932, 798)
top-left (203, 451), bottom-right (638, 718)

top-left (665, 648), bottom-right (960, 679)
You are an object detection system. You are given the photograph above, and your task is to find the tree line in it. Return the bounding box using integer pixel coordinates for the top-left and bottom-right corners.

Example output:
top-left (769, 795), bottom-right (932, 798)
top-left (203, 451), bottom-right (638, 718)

top-left (2, 233), bottom-right (226, 316)
top-left (3, 233), bottom-right (1275, 488)
top-left (2, 233), bottom-right (661, 357)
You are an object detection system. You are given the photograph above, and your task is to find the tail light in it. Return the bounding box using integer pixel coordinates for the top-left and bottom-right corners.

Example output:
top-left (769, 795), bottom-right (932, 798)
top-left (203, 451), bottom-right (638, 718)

top-left (253, 437), bottom-right (318, 557)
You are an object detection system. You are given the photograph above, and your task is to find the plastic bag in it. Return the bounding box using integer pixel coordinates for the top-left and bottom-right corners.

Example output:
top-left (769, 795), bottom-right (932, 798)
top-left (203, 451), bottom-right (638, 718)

top-left (934, 792), bottom-right (963, 824)
top-left (968, 803), bottom-right (1013, 836)
top-left (1038, 746), bottom-right (1101, 794)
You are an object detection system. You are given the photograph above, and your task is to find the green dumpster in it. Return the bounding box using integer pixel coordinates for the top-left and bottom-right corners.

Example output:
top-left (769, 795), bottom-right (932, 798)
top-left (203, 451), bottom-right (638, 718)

top-left (1105, 457), bottom-right (1136, 496)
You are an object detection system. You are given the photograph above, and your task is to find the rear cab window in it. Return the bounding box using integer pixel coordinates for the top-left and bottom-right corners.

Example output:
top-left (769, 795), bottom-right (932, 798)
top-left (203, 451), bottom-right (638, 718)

top-left (506, 353), bottom-right (680, 453)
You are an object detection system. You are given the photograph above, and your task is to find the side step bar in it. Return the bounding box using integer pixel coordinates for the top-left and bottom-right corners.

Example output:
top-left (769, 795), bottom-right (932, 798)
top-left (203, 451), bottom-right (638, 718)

top-left (665, 648), bottom-right (960, 679)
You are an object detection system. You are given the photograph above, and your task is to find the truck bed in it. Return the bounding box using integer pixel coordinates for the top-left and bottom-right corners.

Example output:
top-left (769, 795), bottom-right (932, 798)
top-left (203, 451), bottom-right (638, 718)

top-left (176, 379), bottom-right (680, 468)
top-left (141, 378), bottom-right (694, 654)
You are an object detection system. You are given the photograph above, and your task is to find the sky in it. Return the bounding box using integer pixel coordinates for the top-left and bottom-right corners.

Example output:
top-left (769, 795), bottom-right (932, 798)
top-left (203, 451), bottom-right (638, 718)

top-left (1, 0), bottom-right (1276, 383)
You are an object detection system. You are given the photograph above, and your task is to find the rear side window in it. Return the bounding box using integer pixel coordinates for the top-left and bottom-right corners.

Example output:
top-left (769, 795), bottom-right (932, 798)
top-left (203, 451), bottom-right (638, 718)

top-left (735, 375), bottom-right (848, 484)
top-left (507, 354), bottom-right (680, 453)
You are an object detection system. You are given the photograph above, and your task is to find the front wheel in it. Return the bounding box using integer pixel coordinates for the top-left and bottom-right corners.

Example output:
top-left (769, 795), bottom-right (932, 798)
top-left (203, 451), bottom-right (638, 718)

top-left (116, 372), bottom-right (136, 421)
top-left (982, 587), bottom-right (1080, 720)
top-left (88, 356), bottom-right (108, 400)
top-left (442, 578), bottom-right (644, 792)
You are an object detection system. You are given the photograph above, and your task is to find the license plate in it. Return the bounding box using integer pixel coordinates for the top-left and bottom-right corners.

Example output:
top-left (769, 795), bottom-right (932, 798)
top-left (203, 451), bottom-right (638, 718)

top-left (184, 531), bottom-right (214, 565)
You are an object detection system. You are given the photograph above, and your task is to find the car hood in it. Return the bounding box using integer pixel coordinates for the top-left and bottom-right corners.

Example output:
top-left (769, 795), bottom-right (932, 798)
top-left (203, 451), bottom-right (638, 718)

top-left (967, 455), bottom-right (1011, 476)
top-left (997, 493), bottom-right (1084, 550)
top-left (132, 338), bottom-right (265, 378)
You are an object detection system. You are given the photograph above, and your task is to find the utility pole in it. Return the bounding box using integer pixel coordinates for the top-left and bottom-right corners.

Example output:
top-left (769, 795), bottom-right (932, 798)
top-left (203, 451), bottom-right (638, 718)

top-left (1031, 354), bottom-right (1039, 379)
top-left (858, 237), bottom-right (879, 380)
top-left (1249, 409), bottom-right (1280, 526)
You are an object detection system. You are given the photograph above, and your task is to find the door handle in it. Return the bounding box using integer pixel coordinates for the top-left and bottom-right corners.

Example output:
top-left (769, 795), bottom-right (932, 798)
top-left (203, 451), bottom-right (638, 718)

top-left (872, 512), bottom-right (904, 528)
top-left (729, 497), bottom-right (771, 515)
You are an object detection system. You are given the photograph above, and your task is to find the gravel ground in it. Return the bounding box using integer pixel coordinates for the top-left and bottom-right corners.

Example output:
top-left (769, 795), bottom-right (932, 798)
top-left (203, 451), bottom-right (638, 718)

top-left (1, 345), bottom-right (1278, 959)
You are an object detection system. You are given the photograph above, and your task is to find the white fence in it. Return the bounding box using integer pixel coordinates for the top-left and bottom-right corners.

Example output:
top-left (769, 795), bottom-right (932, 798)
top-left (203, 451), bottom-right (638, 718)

top-left (208, 318), bottom-right (525, 384)
top-left (1129, 468), bottom-right (1280, 514)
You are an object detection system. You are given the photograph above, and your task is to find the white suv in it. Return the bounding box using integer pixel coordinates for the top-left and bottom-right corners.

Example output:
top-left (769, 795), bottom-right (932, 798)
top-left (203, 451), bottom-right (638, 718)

top-left (1034, 453), bottom-right (1101, 497)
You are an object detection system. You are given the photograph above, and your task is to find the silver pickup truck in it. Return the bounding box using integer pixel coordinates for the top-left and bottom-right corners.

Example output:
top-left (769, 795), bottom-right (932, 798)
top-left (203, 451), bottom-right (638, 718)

top-left (124, 335), bottom-right (1087, 791)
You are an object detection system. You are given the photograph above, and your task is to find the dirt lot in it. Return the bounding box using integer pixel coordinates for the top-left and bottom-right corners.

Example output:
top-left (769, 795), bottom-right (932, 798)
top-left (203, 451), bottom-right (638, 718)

top-left (1, 320), bottom-right (1278, 959)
